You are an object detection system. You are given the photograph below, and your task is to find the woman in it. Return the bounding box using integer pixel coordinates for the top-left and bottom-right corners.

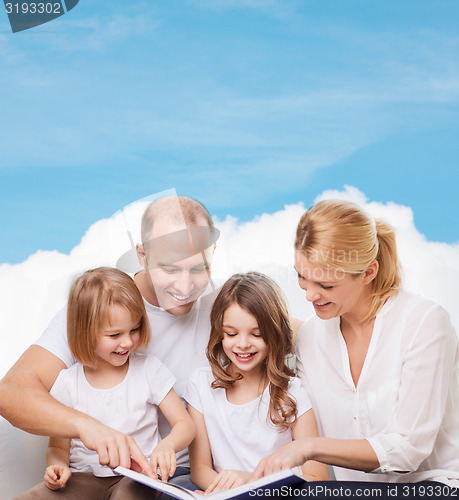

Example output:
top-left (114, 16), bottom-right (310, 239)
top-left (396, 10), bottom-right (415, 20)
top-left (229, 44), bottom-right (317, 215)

top-left (253, 199), bottom-right (459, 487)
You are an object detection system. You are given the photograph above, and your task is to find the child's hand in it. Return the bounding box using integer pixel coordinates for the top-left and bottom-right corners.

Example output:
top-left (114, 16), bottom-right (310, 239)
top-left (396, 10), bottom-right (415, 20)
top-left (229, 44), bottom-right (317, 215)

top-left (205, 470), bottom-right (251, 494)
top-left (149, 440), bottom-right (176, 482)
top-left (44, 464), bottom-right (72, 490)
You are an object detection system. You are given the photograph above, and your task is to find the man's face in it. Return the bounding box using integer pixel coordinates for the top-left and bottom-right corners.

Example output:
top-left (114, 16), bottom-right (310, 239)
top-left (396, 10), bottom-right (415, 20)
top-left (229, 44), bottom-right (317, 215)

top-left (140, 219), bottom-right (214, 315)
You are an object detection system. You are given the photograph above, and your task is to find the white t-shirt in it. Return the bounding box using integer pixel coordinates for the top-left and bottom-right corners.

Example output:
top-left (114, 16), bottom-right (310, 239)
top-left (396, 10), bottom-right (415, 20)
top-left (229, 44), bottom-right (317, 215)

top-left (185, 366), bottom-right (312, 473)
top-left (50, 353), bottom-right (175, 477)
top-left (35, 282), bottom-right (220, 467)
top-left (296, 289), bottom-right (459, 486)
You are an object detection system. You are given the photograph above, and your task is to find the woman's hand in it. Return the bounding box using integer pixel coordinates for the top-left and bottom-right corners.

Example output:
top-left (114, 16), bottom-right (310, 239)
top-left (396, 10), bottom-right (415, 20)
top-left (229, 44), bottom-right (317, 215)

top-left (149, 439), bottom-right (177, 482)
top-left (44, 464), bottom-right (72, 490)
top-left (204, 469), bottom-right (251, 493)
top-left (251, 439), bottom-right (309, 481)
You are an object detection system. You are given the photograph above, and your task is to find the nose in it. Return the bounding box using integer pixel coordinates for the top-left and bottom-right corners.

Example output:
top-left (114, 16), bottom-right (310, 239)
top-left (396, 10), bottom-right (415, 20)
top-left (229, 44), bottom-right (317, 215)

top-left (175, 272), bottom-right (194, 296)
top-left (305, 287), bottom-right (321, 303)
top-left (119, 333), bottom-right (133, 348)
top-left (236, 334), bottom-right (250, 350)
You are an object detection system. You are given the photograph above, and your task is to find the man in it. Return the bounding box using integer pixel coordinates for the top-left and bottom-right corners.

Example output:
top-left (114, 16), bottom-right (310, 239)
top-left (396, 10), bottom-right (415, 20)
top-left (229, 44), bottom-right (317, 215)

top-left (0, 195), bottom-right (219, 485)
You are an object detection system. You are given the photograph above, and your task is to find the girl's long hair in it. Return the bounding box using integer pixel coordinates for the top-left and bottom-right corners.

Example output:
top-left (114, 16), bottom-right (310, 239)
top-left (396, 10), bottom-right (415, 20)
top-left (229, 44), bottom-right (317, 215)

top-left (207, 272), bottom-right (296, 431)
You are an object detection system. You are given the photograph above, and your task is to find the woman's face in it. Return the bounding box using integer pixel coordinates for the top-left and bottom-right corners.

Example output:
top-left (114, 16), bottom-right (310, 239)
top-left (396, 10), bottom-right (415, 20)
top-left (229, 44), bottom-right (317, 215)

top-left (294, 250), bottom-right (372, 320)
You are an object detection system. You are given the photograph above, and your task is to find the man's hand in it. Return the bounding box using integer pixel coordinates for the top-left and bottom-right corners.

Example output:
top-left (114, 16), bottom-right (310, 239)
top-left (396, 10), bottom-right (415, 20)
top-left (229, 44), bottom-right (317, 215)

top-left (44, 465), bottom-right (71, 490)
top-left (149, 439), bottom-right (177, 482)
top-left (205, 470), bottom-right (251, 493)
top-left (77, 418), bottom-right (154, 476)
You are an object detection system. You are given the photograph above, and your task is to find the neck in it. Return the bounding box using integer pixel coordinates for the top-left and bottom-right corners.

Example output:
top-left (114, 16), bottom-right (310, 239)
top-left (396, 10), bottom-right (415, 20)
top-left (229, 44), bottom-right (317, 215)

top-left (84, 359), bottom-right (129, 389)
top-left (340, 285), bottom-right (375, 330)
top-left (230, 364), bottom-right (266, 391)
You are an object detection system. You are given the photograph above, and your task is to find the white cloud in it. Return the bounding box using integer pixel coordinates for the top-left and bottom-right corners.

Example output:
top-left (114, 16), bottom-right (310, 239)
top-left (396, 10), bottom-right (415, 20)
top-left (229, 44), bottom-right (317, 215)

top-left (1, 186), bottom-right (458, 378)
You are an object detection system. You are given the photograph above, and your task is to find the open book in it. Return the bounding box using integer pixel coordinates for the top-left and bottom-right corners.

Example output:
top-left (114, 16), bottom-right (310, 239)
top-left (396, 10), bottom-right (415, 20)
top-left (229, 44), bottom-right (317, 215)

top-left (114, 466), bottom-right (305, 499)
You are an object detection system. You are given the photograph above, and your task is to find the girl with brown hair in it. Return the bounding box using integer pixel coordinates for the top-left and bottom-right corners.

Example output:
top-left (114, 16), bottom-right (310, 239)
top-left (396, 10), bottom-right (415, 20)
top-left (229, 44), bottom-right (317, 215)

top-left (185, 272), bottom-right (329, 493)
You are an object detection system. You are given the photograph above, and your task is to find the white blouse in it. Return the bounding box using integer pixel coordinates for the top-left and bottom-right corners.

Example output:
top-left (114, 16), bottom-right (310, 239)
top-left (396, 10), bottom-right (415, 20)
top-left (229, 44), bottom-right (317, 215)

top-left (296, 289), bottom-right (459, 486)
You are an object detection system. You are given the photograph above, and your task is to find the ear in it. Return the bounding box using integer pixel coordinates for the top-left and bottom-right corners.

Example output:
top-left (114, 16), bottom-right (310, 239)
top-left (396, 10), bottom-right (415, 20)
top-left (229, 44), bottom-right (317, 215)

top-left (363, 260), bottom-right (379, 284)
top-left (136, 243), bottom-right (147, 269)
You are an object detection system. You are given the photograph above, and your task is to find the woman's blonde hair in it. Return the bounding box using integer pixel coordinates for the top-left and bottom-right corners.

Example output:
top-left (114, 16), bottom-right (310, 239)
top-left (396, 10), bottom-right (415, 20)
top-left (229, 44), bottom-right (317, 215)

top-left (207, 272), bottom-right (297, 431)
top-left (295, 200), bottom-right (401, 319)
top-left (67, 267), bottom-right (150, 367)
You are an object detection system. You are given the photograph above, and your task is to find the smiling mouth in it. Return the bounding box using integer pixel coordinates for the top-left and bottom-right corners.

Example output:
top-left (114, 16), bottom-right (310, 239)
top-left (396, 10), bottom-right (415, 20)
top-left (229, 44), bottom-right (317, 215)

top-left (113, 350), bottom-right (129, 356)
top-left (235, 352), bottom-right (256, 360)
top-left (314, 302), bottom-right (331, 308)
top-left (170, 292), bottom-right (193, 301)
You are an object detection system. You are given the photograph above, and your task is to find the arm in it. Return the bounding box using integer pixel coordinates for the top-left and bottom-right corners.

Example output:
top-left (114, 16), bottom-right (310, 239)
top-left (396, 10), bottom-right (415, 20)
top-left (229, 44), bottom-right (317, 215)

top-left (188, 404), bottom-right (218, 490)
top-left (0, 346), bottom-right (154, 475)
top-left (292, 409), bottom-right (329, 481)
top-left (152, 388), bottom-right (196, 481)
top-left (251, 437), bottom-right (378, 480)
top-left (44, 437), bottom-right (72, 490)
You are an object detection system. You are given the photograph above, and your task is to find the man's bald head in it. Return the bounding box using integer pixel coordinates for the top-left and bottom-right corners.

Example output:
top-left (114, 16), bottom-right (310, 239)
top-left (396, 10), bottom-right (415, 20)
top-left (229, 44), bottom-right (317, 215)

top-left (141, 196), bottom-right (214, 245)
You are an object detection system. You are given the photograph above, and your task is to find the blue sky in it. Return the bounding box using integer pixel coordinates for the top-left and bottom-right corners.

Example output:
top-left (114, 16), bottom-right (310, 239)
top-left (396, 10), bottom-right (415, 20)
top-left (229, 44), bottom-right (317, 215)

top-left (1, 0), bottom-right (458, 264)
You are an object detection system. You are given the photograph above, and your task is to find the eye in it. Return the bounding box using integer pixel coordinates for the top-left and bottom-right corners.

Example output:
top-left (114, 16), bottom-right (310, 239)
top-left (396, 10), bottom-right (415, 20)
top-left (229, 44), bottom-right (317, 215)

top-left (252, 333), bottom-right (262, 338)
top-left (224, 332), bottom-right (237, 337)
top-left (162, 267), bottom-right (178, 274)
top-left (130, 327), bottom-right (140, 334)
top-left (109, 333), bottom-right (120, 338)
top-left (191, 266), bottom-right (207, 274)
top-left (320, 284), bottom-right (334, 290)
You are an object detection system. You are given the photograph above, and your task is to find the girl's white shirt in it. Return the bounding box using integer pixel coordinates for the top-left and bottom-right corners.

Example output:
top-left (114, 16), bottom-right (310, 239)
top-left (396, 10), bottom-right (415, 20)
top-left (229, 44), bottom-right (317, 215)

top-left (185, 367), bottom-right (312, 473)
top-left (50, 353), bottom-right (176, 477)
top-left (296, 289), bottom-right (459, 487)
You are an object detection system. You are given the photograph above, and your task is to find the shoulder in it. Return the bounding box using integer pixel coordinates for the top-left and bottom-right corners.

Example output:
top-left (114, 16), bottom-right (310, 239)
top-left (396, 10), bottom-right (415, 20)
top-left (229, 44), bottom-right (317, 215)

top-left (33, 305), bottom-right (76, 368)
top-left (287, 376), bottom-right (308, 398)
top-left (286, 376), bottom-right (312, 414)
top-left (185, 366), bottom-right (214, 410)
top-left (296, 313), bottom-right (338, 350)
top-left (383, 290), bottom-right (455, 334)
top-left (50, 363), bottom-right (82, 399)
top-left (189, 365), bottom-right (213, 385)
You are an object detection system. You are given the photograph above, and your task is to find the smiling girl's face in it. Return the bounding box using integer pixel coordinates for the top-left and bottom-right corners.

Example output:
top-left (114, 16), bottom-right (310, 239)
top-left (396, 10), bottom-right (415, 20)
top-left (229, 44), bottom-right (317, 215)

top-left (294, 250), bottom-right (373, 321)
top-left (221, 303), bottom-right (268, 377)
top-left (94, 304), bottom-right (141, 369)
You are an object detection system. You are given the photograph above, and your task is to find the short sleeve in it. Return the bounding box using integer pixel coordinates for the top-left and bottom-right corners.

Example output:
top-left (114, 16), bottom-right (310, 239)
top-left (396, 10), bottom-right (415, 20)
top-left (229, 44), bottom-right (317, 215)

top-left (288, 376), bottom-right (312, 418)
top-left (50, 367), bottom-right (77, 408)
top-left (143, 355), bottom-right (176, 406)
top-left (183, 368), bottom-right (205, 413)
top-left (34, 306), bottom-right (76, 368)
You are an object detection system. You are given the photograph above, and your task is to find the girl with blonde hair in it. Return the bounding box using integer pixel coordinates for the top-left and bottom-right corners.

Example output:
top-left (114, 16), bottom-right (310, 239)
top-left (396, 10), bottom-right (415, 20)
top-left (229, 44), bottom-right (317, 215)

top-left (185, 272), bottom-right (329, 493)
top-left (15, 267), bottom-right (195, 500)
top-left (253, 200), bottom-right (459, 488)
